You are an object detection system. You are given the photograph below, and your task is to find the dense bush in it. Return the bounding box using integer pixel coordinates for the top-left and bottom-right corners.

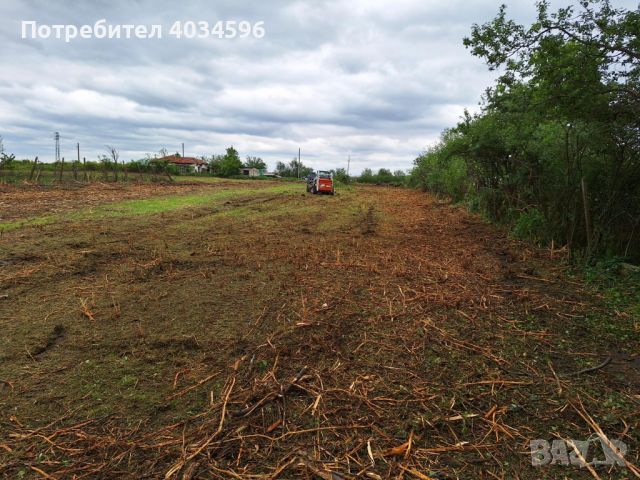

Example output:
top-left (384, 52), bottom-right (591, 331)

top-left (410, 134), bottom-right (468, 201)
top-left (331, 168), bottom-right (349, 184)
top-left (410, 1), bottom-right (640, 262)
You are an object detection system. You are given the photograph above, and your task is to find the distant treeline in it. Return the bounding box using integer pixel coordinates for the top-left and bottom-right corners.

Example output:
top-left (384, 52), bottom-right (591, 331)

top-left (1, 141), bottom-right (413, 188)
top-left (357, 168), bottom-right (407, 186)
top-left (409, 1), bottom-right (640, 262)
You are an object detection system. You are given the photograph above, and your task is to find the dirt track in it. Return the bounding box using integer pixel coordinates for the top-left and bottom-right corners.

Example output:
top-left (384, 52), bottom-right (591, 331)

top-left (0, 182), bottom-right (638, 479)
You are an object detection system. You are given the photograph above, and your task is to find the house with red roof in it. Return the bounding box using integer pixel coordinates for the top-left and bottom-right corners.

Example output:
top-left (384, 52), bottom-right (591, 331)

top-left (160, 155), bottom-right (208, 174)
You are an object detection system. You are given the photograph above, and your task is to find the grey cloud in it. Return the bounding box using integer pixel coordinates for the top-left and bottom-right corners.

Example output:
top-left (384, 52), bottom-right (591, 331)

top-left (1, 0), bottom-right (636, 173)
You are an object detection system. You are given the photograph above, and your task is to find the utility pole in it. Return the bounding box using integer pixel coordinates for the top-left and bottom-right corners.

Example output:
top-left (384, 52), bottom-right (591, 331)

top-left (54, 132), bottom-right (60, 163)
top-left (77, 143), bottom-right (80, 163)
top-left (298, 147), bottom-right (301, 178)
top-left (182, 143), bottom-right (185, 158)
top-left (347, 154), bottom-right (351, 177)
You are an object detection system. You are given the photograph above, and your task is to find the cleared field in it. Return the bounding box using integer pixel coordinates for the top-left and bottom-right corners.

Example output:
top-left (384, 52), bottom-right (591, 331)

top-left (0, 179), bottom-right (289, 227)
top-left (0, 180), bottom-right (638, 479)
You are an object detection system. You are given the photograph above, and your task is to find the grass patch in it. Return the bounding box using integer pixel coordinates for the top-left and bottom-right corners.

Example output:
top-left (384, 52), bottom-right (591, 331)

top-left (0, 183), bottom-right (299, 232)
top-left (578, 259), bottom-right (640, 346)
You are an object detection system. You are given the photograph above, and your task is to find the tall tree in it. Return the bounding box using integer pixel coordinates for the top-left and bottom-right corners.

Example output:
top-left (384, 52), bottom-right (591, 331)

top-left (275, 158), bottom-right (312, 177)
top-left (219, 146), bottom-right (243, 177)
top-left (245, 156), bottom-right (267, 170)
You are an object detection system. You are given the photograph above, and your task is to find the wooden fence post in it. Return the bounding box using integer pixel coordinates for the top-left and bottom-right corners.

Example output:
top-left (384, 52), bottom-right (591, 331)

top-left (29, 156), bottom-right (38, 181)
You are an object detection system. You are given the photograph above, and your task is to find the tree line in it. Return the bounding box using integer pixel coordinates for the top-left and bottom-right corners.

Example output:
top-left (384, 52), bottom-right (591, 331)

top-left (2, 136), bottom-right (413, 186)
top-left (359, 168), bottom-right (407, 186)
top-left (0, 144), bottom-right (266, 182)
top-left (409, 0), bottom-right (640, 262)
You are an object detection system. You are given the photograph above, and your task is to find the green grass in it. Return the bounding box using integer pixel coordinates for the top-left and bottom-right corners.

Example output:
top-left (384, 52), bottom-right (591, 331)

top-left (578, 260), bottom-right (640, 346)
top-left (0, 183), bottom-right (300, 232)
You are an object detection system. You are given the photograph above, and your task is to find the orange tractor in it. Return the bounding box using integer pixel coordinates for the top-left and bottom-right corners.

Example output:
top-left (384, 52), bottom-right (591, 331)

top-left (306, 170), bottom-right (335, 195)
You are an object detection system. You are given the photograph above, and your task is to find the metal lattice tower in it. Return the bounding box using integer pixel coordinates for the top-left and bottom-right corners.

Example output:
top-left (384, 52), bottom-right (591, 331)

top-left (54, 132), bottom-right (60, 163)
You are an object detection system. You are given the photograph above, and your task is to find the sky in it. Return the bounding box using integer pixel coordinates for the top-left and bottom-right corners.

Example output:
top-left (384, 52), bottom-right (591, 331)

top-left (0, 0), bottom-right (636, 174)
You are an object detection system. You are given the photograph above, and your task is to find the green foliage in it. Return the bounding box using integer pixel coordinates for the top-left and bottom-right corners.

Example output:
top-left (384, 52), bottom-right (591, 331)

top-left (411, 136), bottom-right (468, 201)
top-left (244, 156), bottom-right (267, 170)
top-left (275, 158), bottom-right (313, 178)
top-left (512, 208), bottom-right (546, 243)
top-left (358, 168), bottom-right (408, 186)
top-left (580, 257), bottom-right (640, 343)
top-left (218, 147), bottom-right (243, 177)
top-left (411, 1), bottom-right (640, 262)
top-left (333, 167), bottom-right (350, 184)
top-left (0, 136), bottom-right (15, 168)
top-left (207, 154), bottom-right (224, 175)
top-left (376, 168), bottom-right (394, 184)
top-left (0, 152), bottom-right (15, 168)
top-left (359, 168), bottom-right (374, 183)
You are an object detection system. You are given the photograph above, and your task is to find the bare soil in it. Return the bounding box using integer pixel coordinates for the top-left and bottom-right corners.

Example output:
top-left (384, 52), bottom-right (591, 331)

top-left (0, 182), bottom-right (638, 479)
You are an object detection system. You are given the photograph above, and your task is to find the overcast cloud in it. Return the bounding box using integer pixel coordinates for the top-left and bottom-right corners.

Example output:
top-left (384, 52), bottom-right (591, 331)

top-left (0, 0), bottom-right (635, 173)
